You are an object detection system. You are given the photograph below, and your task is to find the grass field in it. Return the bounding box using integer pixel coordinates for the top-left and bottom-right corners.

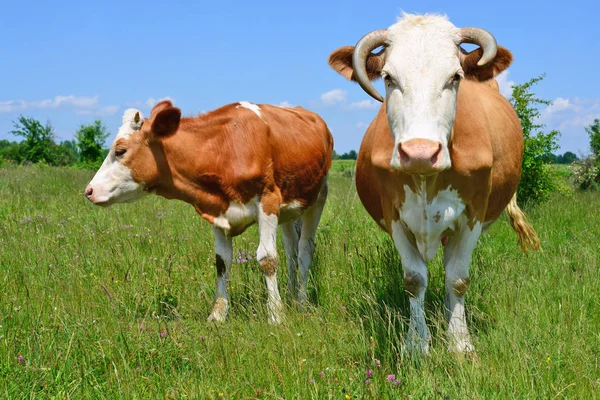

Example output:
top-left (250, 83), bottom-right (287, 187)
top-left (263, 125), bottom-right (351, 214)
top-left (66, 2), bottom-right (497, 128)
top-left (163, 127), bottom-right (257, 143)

top-left (0, 163), bottom-right (599, 398)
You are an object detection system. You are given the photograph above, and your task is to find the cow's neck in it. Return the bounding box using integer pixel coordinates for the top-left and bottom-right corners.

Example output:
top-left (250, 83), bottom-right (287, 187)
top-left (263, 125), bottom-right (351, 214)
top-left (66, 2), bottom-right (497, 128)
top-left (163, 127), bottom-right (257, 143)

top-left (150, 133), bottom-right (230, 219)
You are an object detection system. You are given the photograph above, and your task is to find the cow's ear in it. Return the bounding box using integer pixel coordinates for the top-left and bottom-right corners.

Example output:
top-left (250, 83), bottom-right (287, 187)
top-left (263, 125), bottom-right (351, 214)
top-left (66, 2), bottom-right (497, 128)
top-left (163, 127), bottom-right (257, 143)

top-left (328, 45), bottom-right (385, 81)
top-left (461, 46), bottom-right (513, 82)
top-left (150, 105), bottom-right (181, 138)
top-left (121, 108), bottom-right (144, 131)
top-left (150, 100), bottom-right (173, 117)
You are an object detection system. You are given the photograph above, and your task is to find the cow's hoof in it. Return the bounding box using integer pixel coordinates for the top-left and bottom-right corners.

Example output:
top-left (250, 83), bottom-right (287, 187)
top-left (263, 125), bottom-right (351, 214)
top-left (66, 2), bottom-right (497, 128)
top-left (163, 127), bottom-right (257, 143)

top-left (207, 298), bottom-right (228, 323)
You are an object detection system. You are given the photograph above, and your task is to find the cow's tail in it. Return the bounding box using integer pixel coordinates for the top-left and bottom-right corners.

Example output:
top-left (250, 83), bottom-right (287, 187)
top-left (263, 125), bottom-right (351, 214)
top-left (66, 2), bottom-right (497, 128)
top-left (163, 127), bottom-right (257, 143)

top-left (506, 193), bottom-right (540, 252)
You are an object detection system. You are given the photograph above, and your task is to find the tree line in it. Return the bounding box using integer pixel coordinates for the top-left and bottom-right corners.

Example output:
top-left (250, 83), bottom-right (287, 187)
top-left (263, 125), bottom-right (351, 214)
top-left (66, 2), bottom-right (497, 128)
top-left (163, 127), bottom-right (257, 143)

top-left (0, 117), bottom-right (109, 169)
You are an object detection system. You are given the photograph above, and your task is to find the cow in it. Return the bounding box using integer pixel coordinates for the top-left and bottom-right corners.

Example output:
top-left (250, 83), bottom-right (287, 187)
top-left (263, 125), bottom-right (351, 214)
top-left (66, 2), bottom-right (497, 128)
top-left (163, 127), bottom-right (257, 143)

top-left (85, 100), bottom-right (333, 325)
top-left (328, 13), bottom-right (539, 354)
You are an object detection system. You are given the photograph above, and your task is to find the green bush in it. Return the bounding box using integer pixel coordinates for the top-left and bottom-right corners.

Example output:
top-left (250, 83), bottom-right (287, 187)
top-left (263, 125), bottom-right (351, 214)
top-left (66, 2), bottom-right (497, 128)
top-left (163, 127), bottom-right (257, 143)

top-left (573, 155), bottom-right (600, 190)
top-left (510, 75), bottom-right (560, 205)
top-left (75, 120), bottom-right (109, 165)
top-left (586, 119), bottom-right (600, 156)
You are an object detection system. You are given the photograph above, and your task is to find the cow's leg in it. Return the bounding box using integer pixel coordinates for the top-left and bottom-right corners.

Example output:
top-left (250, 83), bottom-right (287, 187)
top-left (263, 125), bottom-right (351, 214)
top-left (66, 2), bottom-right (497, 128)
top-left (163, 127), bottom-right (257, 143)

top-left (443, 221), bottom-right (482, 353)
top-left (391, 220), bottom-right (430, 353)
top-left (208, 226), bottom-right (232, 322)
top-left (297, 182), bottom-right (327, 306)
top-left (257, 200), bottom-right (284, 325)
top-left (280, 220), bottom-right (300, 304)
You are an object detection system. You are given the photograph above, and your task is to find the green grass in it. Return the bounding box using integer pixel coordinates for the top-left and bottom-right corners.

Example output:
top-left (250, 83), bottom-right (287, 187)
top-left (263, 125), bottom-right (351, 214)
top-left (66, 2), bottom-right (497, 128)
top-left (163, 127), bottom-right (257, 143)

top-left (0, 165), bottom-right (599, 399)
top-left (550, 163), bottom-right (574, 179)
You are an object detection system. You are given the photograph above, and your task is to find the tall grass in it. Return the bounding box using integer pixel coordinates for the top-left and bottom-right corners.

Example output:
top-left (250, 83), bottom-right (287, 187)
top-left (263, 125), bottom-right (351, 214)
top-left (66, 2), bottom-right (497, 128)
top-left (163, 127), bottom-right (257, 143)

top-left (0, 164), bottom-right (598, 398)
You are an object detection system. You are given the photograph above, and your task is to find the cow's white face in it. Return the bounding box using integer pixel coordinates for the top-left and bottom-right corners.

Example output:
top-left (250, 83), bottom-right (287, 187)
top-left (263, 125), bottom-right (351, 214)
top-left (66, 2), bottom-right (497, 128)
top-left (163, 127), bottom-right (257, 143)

top-left (383, 16), bottom-right (462, 174)
top-left (85, 109), bottom-right (147, 206)
top-left (330, 16), bottom-right (502, 175)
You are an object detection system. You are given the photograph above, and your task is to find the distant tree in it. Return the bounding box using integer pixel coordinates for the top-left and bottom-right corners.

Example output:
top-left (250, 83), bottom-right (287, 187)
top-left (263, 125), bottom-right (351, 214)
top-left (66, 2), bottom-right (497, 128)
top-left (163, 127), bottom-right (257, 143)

top-left (585, 118), bottom-right (600, 155)
top-left (339, 150), bottom-right (358, 160)
top-left (60, 140), bottom-right (79, 160)
top-left (75, 120), bottom-right (110, 165)
top-left (549, 151), bottom-right (579, 164)
top-left (545, 153), bottom-right (559, 163)
top-left (510, 74), bottom-right (560, 204)
top-left (561, 151), bottom-right (578, 164)
top-left (0, 140), bottom-right (12, 151)
top-left (10, 116), bottom-right (58, 164)
top-left (332, 149), bottom-right (340, 160)
top-left (53, 141), bottom-right (78, 166)
top-left (0, 140), bottom-right (23, 163)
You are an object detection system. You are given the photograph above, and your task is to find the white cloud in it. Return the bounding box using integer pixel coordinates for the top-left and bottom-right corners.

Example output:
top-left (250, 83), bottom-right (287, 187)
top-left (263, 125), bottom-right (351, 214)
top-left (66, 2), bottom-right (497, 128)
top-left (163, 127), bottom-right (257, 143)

top-left (538, 96), bottom-right (600, 153)
top-left (356, 122), bottom-right (368, 129)
top-left (350, 99), bottom-right (379, 109)
top-left (540, 97), bottom-right (573, 121)
top-left (0, 95), bottom-right (101, 113)
top-left (75, 105), bottom-right (120, 116)
top-left (496, 70), bottom-right (515, 99)
top-left (279, 100), bottom-right (294, 108)
top-left (320, 89), bottom-right (347, 105)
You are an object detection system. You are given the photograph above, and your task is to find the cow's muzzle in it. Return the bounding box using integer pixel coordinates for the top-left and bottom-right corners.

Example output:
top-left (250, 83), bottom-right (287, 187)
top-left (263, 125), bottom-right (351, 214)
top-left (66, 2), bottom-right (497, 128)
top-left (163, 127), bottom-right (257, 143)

top-left (398, 139), bottom-right (443, 174)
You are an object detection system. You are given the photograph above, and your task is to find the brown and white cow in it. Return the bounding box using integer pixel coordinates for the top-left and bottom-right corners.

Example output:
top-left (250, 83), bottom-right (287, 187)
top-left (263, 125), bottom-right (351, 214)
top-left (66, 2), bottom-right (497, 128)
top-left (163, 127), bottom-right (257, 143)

top-left (85, 100), bottom-right (333, 324)
top-left (329, 13), bottom-right (539, 353)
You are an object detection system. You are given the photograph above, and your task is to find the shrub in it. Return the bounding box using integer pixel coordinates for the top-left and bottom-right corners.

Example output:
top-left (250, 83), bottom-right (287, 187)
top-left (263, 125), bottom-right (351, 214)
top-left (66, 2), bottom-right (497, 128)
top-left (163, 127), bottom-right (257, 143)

top-left (510, 75), bottom-right (560, 205)
top-left (586, 119), bottom-right (600, 156)
top-left (572, 155), bottom-right (600, 191)
top-left (75, 120), bottom-right (110, 165)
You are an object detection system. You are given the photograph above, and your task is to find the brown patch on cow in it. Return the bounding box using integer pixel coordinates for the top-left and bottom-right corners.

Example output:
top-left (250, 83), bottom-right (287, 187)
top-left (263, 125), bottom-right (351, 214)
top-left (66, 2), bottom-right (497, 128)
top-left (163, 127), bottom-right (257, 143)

top-left (483, 79), bottom-right (500, 92)
top-left (434, 211), bottom-right (441, 223)
top-left (328, 46), bottom-right (386, 81)
top-left (261, 189), bottom-right (282, 216)
top-left (122, 102), bottom-right (332, 237)
top-left (259, 255), bottom-right (278, 276)
top-left (215, 254), bottom-right (226, 277)
top-left (452, 278), bottom-right (471, 297)
top-left (461, 46), bottom-right (513, 82)
top-left (403, 272), bottom-right (425, 297)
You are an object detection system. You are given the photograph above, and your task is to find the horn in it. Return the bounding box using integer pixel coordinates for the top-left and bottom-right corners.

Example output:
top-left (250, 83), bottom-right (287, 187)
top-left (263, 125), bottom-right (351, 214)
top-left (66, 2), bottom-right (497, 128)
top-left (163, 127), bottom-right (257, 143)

top-left (352, 30), bottom-right (388, 102)
top-left (458, 28), bottom-right (498, 66)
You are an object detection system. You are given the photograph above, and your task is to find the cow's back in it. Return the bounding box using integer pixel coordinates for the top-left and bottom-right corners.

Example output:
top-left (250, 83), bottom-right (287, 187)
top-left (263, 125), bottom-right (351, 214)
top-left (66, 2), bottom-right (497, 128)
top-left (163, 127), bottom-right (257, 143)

top-left (170, 103), bottom-right (332, 211)
top-left (259, 105), bottom-right (333, 205)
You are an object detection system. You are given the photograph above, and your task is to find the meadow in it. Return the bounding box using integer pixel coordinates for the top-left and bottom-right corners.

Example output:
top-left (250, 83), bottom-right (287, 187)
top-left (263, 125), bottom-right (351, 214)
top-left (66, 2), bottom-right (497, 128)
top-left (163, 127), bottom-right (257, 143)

top-left (0, 163), bottom-right (598, 399)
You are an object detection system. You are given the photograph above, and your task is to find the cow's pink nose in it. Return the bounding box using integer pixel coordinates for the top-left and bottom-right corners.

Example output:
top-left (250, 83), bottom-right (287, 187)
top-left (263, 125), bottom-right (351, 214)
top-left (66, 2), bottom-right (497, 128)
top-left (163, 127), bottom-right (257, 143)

top-left (85, 186), bottom-right (93, 198)
top-left (399, 139), bottom-right (442, 174)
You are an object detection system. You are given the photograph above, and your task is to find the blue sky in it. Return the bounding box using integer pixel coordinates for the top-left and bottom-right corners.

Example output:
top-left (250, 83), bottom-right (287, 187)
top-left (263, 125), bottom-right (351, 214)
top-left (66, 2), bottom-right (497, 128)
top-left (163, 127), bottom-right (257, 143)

top-left (1, 0), bottom-right (598, 154)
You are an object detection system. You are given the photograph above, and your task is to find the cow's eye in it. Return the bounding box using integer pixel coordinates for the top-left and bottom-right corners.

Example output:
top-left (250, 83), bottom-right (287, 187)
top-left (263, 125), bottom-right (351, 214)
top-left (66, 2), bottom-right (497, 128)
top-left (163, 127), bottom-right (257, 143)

top-left (115, 148), bottom-right (127, 157)
top-left (383, 74), bottom-right (393, 87)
